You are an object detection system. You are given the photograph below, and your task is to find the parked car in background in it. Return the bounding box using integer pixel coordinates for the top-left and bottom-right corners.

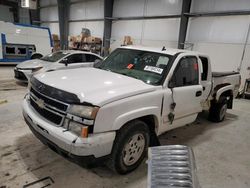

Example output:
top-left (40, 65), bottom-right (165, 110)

top-left (14, 50), bottom-right (103, 83)
top-left (22, 46), bottom-right (240, 174)
top-left (0, 21), bottom-right (52, 64)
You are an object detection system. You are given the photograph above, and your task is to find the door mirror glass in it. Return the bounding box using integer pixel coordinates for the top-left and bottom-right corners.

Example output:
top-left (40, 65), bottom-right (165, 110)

top-left (61, 58), bottom-right (68, 66)
top-left (93, 59), bottom-right (102, 68)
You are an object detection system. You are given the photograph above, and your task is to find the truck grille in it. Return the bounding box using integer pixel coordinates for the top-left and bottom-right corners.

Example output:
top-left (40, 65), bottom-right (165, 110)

top-left (29, 87), bottom-right (69, 126)
top-left (30, 99), bottom-right (63, 125)
top-left (31, 87), bottom-right (68, 112)
top-left (148, 145), bottom-right (200, 188)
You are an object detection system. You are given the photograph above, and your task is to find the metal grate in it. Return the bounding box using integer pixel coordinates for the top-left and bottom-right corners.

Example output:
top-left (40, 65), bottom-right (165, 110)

top-left (148, 145), bottom-right (200, 188)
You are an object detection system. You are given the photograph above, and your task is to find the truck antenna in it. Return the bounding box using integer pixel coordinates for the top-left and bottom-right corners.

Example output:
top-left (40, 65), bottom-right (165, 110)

top-left (162, 46), bottom-right (166, 51)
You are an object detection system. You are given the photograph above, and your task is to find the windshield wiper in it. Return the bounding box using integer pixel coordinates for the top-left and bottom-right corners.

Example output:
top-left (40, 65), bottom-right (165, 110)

top-left (120, 72), bottom-right (139, 80)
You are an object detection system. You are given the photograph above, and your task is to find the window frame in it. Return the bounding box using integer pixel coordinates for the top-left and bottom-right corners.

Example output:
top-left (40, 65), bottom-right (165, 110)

top-left (85, 54), bottom-right (101, 62)
top-left (199, 56), bottom-right (209, 81)
top-left (64, 53), bottom-right (87, 64)
top-left (170, 56), bottom-right (200, 88)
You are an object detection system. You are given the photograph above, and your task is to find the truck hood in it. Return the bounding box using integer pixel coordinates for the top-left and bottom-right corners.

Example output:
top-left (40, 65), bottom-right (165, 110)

top-left (34, 68), bottom-right (158, 106)
top-left (16, 59), bottom-right (50, 69)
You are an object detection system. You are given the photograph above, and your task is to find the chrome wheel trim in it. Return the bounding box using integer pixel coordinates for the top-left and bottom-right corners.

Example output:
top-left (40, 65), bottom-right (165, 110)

top-left (220, 104), bottom-right (227, 120)
top-left (122, 133), bottom-right (145, 166)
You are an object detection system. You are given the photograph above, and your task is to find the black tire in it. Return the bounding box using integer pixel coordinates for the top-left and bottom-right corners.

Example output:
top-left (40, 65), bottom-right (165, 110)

top-left (209, 97), bottom-right (227, 122)
top-left (107, 120), bottom-right (150, 174)
top-left (31, 54), bottom-right (43, 59)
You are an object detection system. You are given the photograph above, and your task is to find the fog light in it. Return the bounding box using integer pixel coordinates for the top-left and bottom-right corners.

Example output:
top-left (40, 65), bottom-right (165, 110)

top-left (68, 120), bottom-right (88, 138)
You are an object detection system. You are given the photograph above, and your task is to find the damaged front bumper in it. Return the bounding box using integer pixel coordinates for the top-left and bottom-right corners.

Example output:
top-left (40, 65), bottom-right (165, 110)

top-left (22, 98), bottom-right (116, 163)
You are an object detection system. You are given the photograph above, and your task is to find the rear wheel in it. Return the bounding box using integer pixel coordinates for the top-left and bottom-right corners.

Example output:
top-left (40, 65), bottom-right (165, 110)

top-left (107, 120), bottom-right (150, 174)
top-left (209, 97), bottom-right (227, 122)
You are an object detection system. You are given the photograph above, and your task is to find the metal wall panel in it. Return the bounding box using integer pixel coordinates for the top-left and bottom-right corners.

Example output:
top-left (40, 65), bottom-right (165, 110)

top-left (113, 0), bottom-right (182, 17)
top-left (40, 0), bottom-right (57, 7)
top-left (69, 0), bottom-right (104, 20)
top-left (19, 8), bottom-right (30, 24)
top-left (191, 0), bottom-right (250, 13)
top-left (146, 0), bottom-right (182, 16)
top-left (111, 18), bottom-right (179, 50)
top-left (40, 7), bottom-right (59, 21)
top-left (0, 5), bottom-right (14, 22)
top-left (111, 20), bottom-right (144, 39)
top-left (113, 0), bottom-right (145, 17)
top-left (111, 0), bottom-right (181, 51)
top-left (69, 21), bottom-right (104, 37)
top-left (41, 23), bottom-right (60, 35)
top-left (143, 18), bottom-right (180, 41)
top-left (187, 16), bottom-right (250, 44)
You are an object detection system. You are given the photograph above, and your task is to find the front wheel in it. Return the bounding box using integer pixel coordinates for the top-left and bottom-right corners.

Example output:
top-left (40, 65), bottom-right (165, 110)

top-left (107, 120), bottom-right (150, 174)
top-left (209, 97), bottom-right (227, 122)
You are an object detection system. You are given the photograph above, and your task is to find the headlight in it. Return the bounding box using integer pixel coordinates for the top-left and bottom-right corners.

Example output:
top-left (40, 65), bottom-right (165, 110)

top-left (69, 121), bottom-right (88, 138)
top-left (32, 67), bottom-right (43, 73)
top-left (67, 105), bottom-right (99, 119)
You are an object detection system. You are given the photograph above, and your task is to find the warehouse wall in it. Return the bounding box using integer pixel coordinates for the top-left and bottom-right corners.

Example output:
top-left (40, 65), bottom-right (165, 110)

top-left (39, 0), bottom-right (250, 88)
top-left (40, 0), bottom-right (59, 35)
top-left (19, 8), bottom-right (30, 24)
top-left (110, 0), bottom-right (182, 50)
top-left (0, 5), bottom-right (14, 22)
top-left (39, 0), bottom-right (104, 37)
top-left (186, 0), bottom-right (250, 89)
top-left (69, 0), bottom-right (104, 37)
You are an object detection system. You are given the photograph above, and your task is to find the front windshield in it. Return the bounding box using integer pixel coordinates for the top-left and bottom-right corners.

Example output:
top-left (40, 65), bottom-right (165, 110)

top-left (99, 48), bottom-right (172, 85)
top-left (41, 51), bottom-right (69, 62)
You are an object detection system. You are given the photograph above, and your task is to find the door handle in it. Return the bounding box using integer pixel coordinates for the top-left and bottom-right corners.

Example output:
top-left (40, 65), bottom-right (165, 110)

top-left (196, 91), bottom-right (202, 97)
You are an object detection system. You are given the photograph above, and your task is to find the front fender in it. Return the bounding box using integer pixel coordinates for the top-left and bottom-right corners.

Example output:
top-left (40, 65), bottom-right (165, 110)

top-left (112, 106), bottom-right (160, 131)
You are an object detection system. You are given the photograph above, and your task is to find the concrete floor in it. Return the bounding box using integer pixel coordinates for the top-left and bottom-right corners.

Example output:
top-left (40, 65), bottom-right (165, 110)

top-left (0, 66), bottom-right (250, 188)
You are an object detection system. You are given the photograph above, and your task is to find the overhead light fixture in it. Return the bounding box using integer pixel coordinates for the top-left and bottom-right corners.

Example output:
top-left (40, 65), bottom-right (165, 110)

top-left (21, 0), bottom-right (37, 10)
top-left (21, 0), bottom-right (30, 8)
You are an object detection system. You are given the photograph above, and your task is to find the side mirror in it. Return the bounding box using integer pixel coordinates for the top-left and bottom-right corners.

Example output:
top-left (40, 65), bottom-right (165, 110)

top-left (168, 79), bottom-right (175, 89)
top-left (93, 59), bottom-right (102, 68)
top-left (61, 58), bottom-right (68, 66)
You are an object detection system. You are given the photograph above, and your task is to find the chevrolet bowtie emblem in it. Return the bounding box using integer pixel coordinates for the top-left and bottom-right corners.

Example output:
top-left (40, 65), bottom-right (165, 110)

top-left (37, 99), bottom-right (45, 109)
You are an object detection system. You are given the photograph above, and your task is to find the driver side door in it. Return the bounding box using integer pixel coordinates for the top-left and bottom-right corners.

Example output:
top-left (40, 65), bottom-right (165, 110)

top-left (161, 55), bottom-right (203, 133)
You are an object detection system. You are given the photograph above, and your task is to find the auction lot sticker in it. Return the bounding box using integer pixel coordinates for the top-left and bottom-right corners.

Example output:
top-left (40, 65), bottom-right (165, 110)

top-left (144, 65), bottom-right (163, 74)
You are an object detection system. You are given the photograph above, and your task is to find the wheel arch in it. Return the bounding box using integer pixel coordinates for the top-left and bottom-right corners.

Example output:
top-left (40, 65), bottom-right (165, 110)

top-left (114, 113), bottom-right (160, 146)
top-left (215, 85), bottom-right (234, 101)
top-left (31, 53), bottom-right (43, 59)
top-left (214, 85), bottom-right (234, 109)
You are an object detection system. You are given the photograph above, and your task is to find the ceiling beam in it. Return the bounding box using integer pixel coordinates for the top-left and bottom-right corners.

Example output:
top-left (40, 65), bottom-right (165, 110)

top-left (103, 0), bottom-right (114, 56)
top-left (178, 0), bottom-right (192, 49)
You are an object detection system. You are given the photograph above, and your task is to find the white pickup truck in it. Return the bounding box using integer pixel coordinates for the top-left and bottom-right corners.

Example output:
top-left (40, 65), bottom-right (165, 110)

top-left (22, 46), bottom-right (240, 174)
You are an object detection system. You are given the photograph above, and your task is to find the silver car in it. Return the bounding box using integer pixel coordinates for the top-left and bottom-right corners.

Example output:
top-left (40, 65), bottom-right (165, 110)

top-left (14, 50), bottom-right (103, 83)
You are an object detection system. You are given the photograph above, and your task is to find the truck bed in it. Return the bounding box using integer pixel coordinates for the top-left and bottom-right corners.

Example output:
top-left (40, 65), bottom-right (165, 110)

top-left (212, 71), bottom-right (239, 77)
top-left (212, 71), bottom-right (240, 98)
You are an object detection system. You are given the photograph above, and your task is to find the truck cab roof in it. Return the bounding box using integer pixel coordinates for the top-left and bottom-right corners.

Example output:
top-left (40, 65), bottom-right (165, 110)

top-left (119, 45), bottom-right (207, 57)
